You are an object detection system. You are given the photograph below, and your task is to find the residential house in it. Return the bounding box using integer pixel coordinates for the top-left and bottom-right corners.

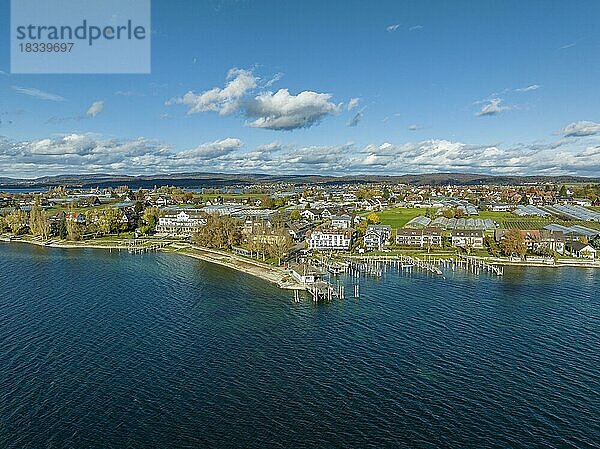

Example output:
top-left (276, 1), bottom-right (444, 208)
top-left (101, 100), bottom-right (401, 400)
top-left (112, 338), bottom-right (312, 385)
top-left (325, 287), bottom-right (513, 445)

top-left (540, 230), bottom-right (566, 254)
top-left (572, 198), bottom-right (592, 207)
top-left (286, 222), bottom-right (311, 242)
top-left (66, 212), bottom-right (86, 224)
top-left (451, 229), bottom-right (484, 249)
top-left (396, 227), bottom-right (443, 248)
top-left (567, 241), bottom-right (597, 259)
top-left (363, 224), bottom-right (392, 251)
top-left (331, 214), bottom-right (352, 229)
top-left (301, 209), bottom-right (321, 222)
top-left (154, 196), bottom-right (172, 207)
top-left (357, 199), bottom-right (382, 211)
top-left (491, 203), bottom-right (513, 212)
top-left (520, 230), bottom-right (542, 251)
top-left (320, 208), bottom-right (336, 220)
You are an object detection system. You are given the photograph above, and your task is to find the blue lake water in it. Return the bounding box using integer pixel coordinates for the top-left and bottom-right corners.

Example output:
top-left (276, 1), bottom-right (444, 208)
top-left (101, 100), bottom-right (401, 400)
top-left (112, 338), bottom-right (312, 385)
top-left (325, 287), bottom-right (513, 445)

top-left (1, 242), bottom-right (599, 448)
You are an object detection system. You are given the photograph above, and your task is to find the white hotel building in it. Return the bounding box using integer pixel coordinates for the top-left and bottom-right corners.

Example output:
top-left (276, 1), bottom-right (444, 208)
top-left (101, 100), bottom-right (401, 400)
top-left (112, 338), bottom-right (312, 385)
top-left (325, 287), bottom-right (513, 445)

top-left (307, 228), bottom-right (354, 251)
top-left (156, 209), bottom-right (207, 235)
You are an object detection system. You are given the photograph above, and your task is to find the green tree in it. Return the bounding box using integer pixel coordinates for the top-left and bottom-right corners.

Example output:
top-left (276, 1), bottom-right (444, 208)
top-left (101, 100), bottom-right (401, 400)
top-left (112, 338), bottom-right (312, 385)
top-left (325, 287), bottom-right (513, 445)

top-left (5, 210), bottom-right (29, 234)
top-left (484, 235), bottom-right (501, 257)
top-left (96, 208), bottom-right (122, 235)
top-left (424, 208), bottom-right (436, 219)
top-left (29, 206), bottom-right (50, 240)
top-left (0, 215), bottom-right (8, 233)
top-left (355, 220), bottom-right (368, 237)
top-left (269, 227), bottom-right (294, 265)
top-left (442, 208), bottom-right (455, 219)
top-left (142, 207), bottom-right (161, 232)
top-left (289, 209), bottom-right (301, 221)
top-left (382, 187), bottom-right (391, 201)
top-left (66, 219), bottom-right (81, 241)
top-left (500, 229), bottom-right (527, 257)
top-left (193, 214), bottom-right (242, 249)
top-left (559, 185), bottom-right (568, 197)
top-left (366, 213), bottom-right (381, 224)
top-left (260, 197), bottom-right (276, 209)
top-left (56, 214), bottom-right (67, 239)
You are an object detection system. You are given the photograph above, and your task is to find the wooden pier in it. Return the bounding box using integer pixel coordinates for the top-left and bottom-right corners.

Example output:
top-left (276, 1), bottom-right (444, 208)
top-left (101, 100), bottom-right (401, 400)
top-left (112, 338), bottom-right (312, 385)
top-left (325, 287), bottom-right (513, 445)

top-left (297, 251), bottom-right (503, 303)
top-left (307, 281), bottom-right (339, 301)
top-left (122, 239), bottom-right (170, 254)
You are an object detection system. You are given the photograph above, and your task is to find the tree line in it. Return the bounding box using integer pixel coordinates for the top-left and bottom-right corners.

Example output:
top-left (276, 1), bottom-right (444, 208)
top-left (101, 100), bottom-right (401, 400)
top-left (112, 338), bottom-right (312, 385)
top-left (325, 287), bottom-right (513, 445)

top-left (191, 214), bottom-right (293, 265)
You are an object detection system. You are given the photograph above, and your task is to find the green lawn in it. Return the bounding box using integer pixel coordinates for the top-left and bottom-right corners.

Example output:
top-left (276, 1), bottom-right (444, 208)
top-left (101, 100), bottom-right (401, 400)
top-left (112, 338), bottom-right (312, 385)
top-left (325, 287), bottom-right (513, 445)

top-left (368, 207), bottom-right (428, 229)
top-left (498, 217), bottom-right (600, 230)
top-left (477, 210), bottom-right (514, 221)
top-left (370, 207), bottom-right (600, 232)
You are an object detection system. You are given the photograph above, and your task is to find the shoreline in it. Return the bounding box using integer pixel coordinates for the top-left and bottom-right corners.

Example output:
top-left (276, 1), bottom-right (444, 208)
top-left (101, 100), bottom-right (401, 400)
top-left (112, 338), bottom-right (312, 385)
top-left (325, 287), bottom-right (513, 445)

top-left (172, 246), bottom-right (305, 290)
top-left (347, 252), bottom-right (600, 269)
top-left (2, 236), bottom-right (598, 285)
top-left (0, 236), bottom-right (305, 291)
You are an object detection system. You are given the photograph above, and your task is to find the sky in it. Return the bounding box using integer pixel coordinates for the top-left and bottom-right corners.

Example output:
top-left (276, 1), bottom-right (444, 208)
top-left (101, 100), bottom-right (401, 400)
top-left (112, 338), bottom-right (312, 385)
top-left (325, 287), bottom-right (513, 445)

top-left (0, 0), bottom-right (599, 178)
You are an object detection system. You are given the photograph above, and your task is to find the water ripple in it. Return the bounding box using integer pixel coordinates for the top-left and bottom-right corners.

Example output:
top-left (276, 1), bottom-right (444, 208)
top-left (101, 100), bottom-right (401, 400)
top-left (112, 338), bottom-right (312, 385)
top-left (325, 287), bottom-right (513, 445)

top-left (0, 243), bottom-right (599, 448)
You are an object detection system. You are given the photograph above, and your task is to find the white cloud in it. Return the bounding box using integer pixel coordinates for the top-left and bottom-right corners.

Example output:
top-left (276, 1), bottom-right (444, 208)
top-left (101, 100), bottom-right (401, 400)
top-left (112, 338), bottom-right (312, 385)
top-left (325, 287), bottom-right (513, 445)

top-left (409, 25), bottom-right (423, 31)
top-left (86, 101), bottom-right (105, 118)
top-left (347, 98), bottom-right (360, 111)
top-left (264, 72), bottom-right (284, 88)
top-left (167, 68), bottom-right (341, 130)
top-left (166, 68), bottom-right (257, 115)
top-left (476, 98), bottom-right (509, 117)
top-left (515, 84), bottom-right (541, 92)
top-left (408, 124), bottom-right (419, 131)
top-left (244, 89), bottom-right (340, 130)
top-left (561, 120), bottom-right (600, 137)
top-left (559, 43), bottom-right (576, 50)
top-left (175, 138), bottom-right (242, 160)
top-left (347, 111), bottom-right (363, 127)
top-left (12, 86), bottom-right (65, 102)
top-left (386, 24), bottom-right (400, 32)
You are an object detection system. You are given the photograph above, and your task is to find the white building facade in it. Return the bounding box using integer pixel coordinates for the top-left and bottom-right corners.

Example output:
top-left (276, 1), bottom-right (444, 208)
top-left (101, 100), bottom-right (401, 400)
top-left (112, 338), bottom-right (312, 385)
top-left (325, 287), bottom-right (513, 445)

top-left (307, 228), bottom-right (354, 250)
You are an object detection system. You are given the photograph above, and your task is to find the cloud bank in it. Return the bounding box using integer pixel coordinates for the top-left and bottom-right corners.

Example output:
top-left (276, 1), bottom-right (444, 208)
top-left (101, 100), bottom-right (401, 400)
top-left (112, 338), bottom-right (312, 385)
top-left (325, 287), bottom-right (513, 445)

top-left (561, 121), bottom-right (600, 137)
top-left (1, 131), bottom-right (598, 178)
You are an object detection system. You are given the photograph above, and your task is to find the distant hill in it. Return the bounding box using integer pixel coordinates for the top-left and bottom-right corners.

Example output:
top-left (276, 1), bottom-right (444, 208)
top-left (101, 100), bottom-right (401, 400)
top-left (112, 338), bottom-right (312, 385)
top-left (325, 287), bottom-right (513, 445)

top-left (0, 172), bottom-right (598, 189)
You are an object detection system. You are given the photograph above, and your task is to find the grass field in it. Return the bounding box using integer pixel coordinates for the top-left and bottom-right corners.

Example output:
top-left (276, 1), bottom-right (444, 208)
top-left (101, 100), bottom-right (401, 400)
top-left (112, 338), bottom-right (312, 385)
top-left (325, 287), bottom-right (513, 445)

top-left (476, 210), bottom-right (514, 221)
top-left (367, 208), bottom-right (426, 228)
top-left (499, 217), bottom-right (600, 230)
top-left (372, 207), bottom-right (600, 232)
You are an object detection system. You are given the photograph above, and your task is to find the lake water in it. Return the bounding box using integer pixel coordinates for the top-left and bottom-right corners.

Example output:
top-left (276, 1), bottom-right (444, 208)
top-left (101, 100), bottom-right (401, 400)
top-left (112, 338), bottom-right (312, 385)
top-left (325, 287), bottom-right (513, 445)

top-left (1, 243), bottom-right (599, 448)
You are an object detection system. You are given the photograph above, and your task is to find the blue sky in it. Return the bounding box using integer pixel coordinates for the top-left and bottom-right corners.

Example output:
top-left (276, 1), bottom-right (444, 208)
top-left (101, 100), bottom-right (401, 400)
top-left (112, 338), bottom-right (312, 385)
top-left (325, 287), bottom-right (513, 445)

top-left (1, 0), bottom-right (599, 178)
